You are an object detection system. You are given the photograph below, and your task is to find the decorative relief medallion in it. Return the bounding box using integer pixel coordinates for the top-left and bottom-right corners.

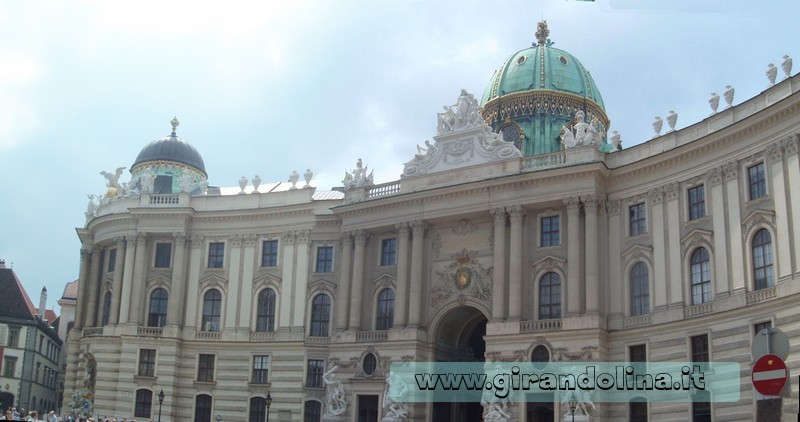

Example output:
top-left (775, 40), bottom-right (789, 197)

top-left (452, 219), bottom-right (479, 236)
top-left (707, 167), bottom-right (723, 186)
top-left (430, 249), bottom-right (492, 310)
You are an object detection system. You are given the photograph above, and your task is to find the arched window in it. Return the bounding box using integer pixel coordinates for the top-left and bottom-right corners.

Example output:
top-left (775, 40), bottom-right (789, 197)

top-left (148, 288), bottom-right (168, 327)
top-left (202, 289), bottom-right (222, 332)
top-left (195, 394), bottom-right (212, 422)
top-left (538, 272), bottom-right (561, 320)
top-left (310, 294), bottom-right (331, 337)
top-left (101, 291), bottom-right (112, 326)
top-left (690, 248), bottom-right (711, 305)
top-left (134, 389), bottom-right (153, 419)
top-left (249, 397), bottom-right (266, 422)
top-left (752, 229), bottom-right (774, 290)
top-left (630, 262), bottom-right (649, 316)
top-left (256, 288), bottom-right (276, 332)
top-left (304, 401), bottom-right (322, 422)
top-left (376, 288), bottom-right (394, 331)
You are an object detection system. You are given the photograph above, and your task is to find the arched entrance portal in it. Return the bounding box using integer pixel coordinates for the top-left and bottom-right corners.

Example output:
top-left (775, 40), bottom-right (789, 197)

top-left (431, 305), bottom-right (488, 422)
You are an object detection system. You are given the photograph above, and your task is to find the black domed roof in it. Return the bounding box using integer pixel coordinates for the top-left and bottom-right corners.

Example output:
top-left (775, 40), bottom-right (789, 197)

top-left (131, 118), bottom-right (207, 177)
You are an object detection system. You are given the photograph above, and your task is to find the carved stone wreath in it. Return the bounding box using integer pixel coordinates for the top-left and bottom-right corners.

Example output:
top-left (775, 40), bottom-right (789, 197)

top-left (430, 249), bottom-right (492, 310)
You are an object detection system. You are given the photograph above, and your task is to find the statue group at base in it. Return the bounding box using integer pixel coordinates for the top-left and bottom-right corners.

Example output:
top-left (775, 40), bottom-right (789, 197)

top-left (560, 388), bottom-right (596, 422)
top-left (323, 365), bottom-right (348, 417)
top-left (381, 372), bottom-right (409, 421)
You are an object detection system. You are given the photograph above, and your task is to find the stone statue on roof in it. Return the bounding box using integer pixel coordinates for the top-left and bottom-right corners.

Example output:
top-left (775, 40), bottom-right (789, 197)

top-left (342, 158), bottom-right (374, 191)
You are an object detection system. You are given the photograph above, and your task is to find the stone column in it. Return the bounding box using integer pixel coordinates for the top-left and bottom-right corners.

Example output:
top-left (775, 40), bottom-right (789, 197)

top-left (85, 248), bottom-right (103, 327)
top-left (335, 234), bottom-right (353, 331)
top-left (183, 235), bottom-right (204, 330)
top-left (109, 237), bottom-right (126, 325)
top-left (708, 168), bottom-right (729, 298)
top-left (582, 195), bottom-right (600, 314)
top-left (491, 208), bottom-right (507, 321)
top-left (649, 188), bottom-right (668, 309)
top-left (607, 201), bottom-right (623, 315)
top-left (127, 235), bottom-right (148, 325)
top-left (238, 234), bottom-right (257, 330)
top-left (118, 235), bottom-right (137, 324)
top-left (166, 233), bottom-right (187, 327)
top-left (783, 137), bottom-right (800, 273)
top-left (225, 235), bottom-right (243, 330)
top-left (723, 162), bottom-right (745, 292)
top-left (768, 144), bottom-right (792, 278)
top-left (507, 206), bottom-right (525, 320)
top-left (408, 221), bottom-right (427, 327)
top-left (564, 197), bottom-right (582, 316)
top-left (279, 231), bottom-right (296, 329)
top-left (393, 223), bottom-right (410, 327)
top-left (73, 246), bottom-right (92, 330)
top-left (665, 183), bottom-right (683, 305)
top-left (292, 229), bottom-right (311, 328)
top-left (348, 230), bottom-right (367, 330)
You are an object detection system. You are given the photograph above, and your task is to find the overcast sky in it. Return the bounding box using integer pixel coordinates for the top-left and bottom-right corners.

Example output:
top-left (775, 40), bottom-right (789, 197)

top-left (1, 0), bottom-right (798, 312)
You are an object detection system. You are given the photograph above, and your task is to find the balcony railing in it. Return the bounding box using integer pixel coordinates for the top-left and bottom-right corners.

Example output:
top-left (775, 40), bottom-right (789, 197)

top-left (356, 330), bottom-right (388, 342)
top-left (149, 194), bottom-right (180, 205)
top-left (684, 302), bottom-right (714, 318)
top-left (520, 319), bottom-right (562, 333)
top-left (83, 327), bottom-right (103, 337)
top-left (196, 331), bottom-right (221, 340)
top-left (305, 336), bottom-right (330, 345)
top-left (746, 286), bottom-right (778, 305)
top-left (137, 327), bottom-right (163, 337)
top-left (623, 314), bottom-right (652, 329)
top-left (522, 150), bottom-right (566, 171)
top-left (250, 331), bottom-right (277, 341)
top-left (367, 181), bottom-right (401, 198)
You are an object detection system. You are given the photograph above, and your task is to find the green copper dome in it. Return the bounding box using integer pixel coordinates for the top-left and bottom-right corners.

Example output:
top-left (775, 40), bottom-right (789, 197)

top-left (480, 21), bottom-right (610, 157)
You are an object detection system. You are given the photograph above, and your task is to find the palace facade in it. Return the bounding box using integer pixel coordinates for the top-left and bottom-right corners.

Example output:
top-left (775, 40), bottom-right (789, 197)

top-left (65, 23), bottom-right (800, 422)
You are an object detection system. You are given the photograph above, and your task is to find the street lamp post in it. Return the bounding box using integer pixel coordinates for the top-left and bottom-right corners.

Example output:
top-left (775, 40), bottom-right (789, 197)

top-left (157, 390), bottom-right (164, 422)
top-left (215, 414), bottom-right (222, 422)
top-left (264, 391), bottom-right (272, 422)
top-left (569, 398), bottom-right (577, 422)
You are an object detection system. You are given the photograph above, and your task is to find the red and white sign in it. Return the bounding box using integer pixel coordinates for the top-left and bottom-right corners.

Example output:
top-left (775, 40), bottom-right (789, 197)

top-left (752, 354), bottom-right (788, 396)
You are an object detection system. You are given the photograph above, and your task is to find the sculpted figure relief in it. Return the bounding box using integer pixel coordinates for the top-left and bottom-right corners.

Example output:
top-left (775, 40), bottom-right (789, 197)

top-left (323, 365), bottom-right (347, 417)
top-left (561, 110), bottom-right (600, 149)
top-left (383, 372), bottom-right (409, 420)
top-left (437, 89), bottom-right (482, 134)
top-left (342, 158), bottom-right (374, 190)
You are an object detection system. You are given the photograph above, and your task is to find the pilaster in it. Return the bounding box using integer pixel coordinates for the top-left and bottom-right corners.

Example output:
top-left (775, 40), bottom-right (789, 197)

top-left (582, 195), bottom-right (601, 314)
top-left (708, 167), bottom-right (729, 297)
top-left (118, 235), bottom-right (138, 324)
top-left (665, 183), bottom-right (683, 305)
top-left (408, 221), bottom-right (427, 327)
top-left (490, 208), bottom-right (507, 321)
top-left (109, 237), bottom-right (126, 325)
top-left (292, 229), bottom-right (311, 328)
top-left (279, 231), bottom-right (296, 329)
top-left (127, 235), bottom-right (148, 325)
top-left (335, 233), bottom-right (353, 331)
top-left (507, 205), bottom-right (525, 321)
top-left (166, 232), bottom-right (188, 327)
top-left (349, 230), bottom-right (368, 330)
top-left (767, 143), bottom-right (792, 278)
top-left (649, 188), bottom-right (667, 309)
top-left (393, 223), bottom-right (410, 327)
top-left (564, 197), bottom-right (582, 316)
top-left (225, 235), bottom-right (243, 330)
top-left (723, 161), bottom-right (745, 292)
top-left (783, 136), bottom-right (800, 273)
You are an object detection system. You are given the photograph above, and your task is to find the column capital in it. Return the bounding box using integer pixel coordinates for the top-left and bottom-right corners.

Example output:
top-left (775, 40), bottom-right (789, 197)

top-left (410, 220), bottom-right (428, 234)
top-left (648, 187), bottom-right (664, 205)
top-left (665, 182), bottom-right (680, 201)
top-left (395, 222), bottom-right (410, 236)
top-left (135, 233), bottom-right (148, 245)
top-left (722, 160), bottom-right (739, 181)
top-left (767, 142), bottom-right (783, 163)
top-left (782, 135), bottom-right (799, 156)
top-left (340, 232), bottom-right (353, 246)
top-left (191, 235), bottom-right (205, 248)
top-left (113, 236), bottom-right (126, 246)
top-left (581, 194), bottom-right (602, 212)
top-left (172, 231), bottom-right (187, 242)
top-left (353, 229), bottom-right (369, 244)
top-left (229, 234), bottom-right (243, 247)
top-left (506, 205), bottom-right (526, 220)
top-left (490, 207), bottom-right (506, 223)
top-left (563, 196), bottom-right (581, 212)
top-left (282, 230), bottom-right (296, 245)
top-left (606, 199), bottom-right (621, 216)
top-left (707, 167), bottom-right (723, 186)
top-left (295, 229), bottom-right (310, 244)
top-left (243, 233), bottom-right (258, 247)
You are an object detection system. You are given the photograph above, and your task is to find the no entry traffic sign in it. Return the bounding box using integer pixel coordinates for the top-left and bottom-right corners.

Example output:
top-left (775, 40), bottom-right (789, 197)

top-left (751, 354), bottom-right (787, 396)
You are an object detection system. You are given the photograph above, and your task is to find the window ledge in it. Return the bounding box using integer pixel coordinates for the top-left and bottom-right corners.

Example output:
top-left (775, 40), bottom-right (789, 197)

top-left (537, 245), bottom-right (562, 250)
top-left (745, 194), bottom-right (771, 208)
top-left (247, 382), bottom-right (272, 388)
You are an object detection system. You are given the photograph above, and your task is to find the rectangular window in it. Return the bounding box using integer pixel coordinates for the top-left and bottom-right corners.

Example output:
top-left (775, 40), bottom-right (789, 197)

top-left (7, 327), bottom-right (20, 347)
top-left (629, 203), bottom-right (647, 236)
top-left (692, 391), bottom-right (711, 421)
top-left (261, 240), bottom-right (279, 267)
top-left (315, 246), bottom-right (333, 273)
top-left (688, 185), bottom-right (705, 220)
top-left (748, 162), bottom-right (766, 200)
top-left (208, 242), bottom-right (225, 268)
top-left (2, 356), bottom-right (16, 377)
top-left (629, 344), bottom-right (647, 362)
top-left (134, 389), bottom-right (153, 419)
top-left (690, 335), bottom-right (709, 363)
top-left (154, 243), bottom-right (172, 268)
top-left (306, 359), bottom-right (325, 388)
top-left (381, 238), bottom-right (397, 266)
top-left (108, 248), bottom-right (117, 272)
top-left (198, 354), bottom-right (216, 382)
top-left (252, 355), bottom-right (270, 384)
top-left (754, 321), bottom-right (772, 338)
top-left (540, 215), bottom-right (560, 247)
top-left (138, 349), bottom-right (157, 377)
